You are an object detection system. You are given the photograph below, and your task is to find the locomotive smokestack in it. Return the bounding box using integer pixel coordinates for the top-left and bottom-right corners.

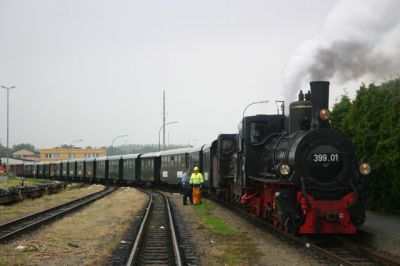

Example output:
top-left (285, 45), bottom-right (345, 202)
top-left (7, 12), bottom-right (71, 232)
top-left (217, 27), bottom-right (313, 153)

top-left (310, 81), bottom-right (330, 129)
top-left (298, 90), bottom-right (304, 101)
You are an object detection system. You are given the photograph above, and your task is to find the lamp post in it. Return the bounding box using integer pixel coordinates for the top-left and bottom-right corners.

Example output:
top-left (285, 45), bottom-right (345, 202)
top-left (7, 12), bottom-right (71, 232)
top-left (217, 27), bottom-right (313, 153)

top-left (111, 134), bottom-right (128, 147)
top-left (159, 121), bottom-right (178, 151)
top-left (68, 139), bottom-right (83, 160)
top-left (2, 85), bottom-right (15, 175)
top-left (242, 100), bottom-right (269, 119)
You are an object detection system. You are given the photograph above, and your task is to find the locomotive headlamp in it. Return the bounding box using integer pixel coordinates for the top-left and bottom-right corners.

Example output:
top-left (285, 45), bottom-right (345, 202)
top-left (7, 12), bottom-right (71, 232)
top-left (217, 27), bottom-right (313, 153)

top-left (278, 164), bottom-right (291, 176)
top-left (359, 163), bottom-right (371, 175)
top-left (319, 108), bottom-right (331, 121)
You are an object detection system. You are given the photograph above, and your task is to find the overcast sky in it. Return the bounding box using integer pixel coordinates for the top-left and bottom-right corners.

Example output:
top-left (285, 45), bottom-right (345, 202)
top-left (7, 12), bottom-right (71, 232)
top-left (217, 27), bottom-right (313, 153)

top-left (1, 0), bottom-right (396, 149)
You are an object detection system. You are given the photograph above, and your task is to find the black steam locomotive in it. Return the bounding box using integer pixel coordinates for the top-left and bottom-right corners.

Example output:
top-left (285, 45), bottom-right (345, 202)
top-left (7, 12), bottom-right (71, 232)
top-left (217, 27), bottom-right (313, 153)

top-left (223, 81), bottom-right (370, 234)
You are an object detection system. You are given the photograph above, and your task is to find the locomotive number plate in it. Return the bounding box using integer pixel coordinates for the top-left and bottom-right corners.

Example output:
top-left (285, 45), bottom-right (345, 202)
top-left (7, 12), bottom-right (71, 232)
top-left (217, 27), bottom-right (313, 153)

top-left (313, 153), bottom-right (340, 162)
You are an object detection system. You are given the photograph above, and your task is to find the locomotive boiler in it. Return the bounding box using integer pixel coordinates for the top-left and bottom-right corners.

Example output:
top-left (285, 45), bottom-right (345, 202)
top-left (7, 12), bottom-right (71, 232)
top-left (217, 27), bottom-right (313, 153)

top-left (238, 81), bottom-right (370, 234)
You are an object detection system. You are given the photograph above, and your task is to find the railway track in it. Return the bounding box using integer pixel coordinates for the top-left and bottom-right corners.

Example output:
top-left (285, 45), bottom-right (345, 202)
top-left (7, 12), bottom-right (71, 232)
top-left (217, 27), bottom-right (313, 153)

top-left (109, 190), bottom-right (200, 266)
top-left (0, 186), bottom-right (116, 243)
top-left (127, 191), bottom-right (181, 266)
top-left (293, 235), bottom-right (398, 265)
top-left (109, 191), bottom-right (182, 266)
top-left (208, 196), bottom-right (400, 266)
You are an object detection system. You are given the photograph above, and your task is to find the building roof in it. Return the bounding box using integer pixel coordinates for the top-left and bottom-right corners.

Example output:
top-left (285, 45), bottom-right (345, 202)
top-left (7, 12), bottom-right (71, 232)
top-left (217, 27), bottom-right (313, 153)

top-left (1, 157), bottom-right (26, 165)
top-left (13, 149), bottom-right (35, 156)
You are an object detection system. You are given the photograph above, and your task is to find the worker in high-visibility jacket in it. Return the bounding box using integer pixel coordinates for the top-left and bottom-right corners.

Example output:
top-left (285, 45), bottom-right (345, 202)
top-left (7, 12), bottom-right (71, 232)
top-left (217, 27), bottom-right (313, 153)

top-left (189, 166), bottom-right (204, 205)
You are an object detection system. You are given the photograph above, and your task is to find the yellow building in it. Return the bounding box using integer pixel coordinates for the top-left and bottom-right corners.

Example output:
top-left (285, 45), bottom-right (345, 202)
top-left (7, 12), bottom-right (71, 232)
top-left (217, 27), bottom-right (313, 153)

top-left (40, 147), bottom-right (106, 162)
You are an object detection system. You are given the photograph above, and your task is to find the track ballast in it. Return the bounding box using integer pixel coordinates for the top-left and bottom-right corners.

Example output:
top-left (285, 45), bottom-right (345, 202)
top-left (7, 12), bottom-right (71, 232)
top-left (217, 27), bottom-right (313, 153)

top-left (0, 186), bottom-right (116, 243)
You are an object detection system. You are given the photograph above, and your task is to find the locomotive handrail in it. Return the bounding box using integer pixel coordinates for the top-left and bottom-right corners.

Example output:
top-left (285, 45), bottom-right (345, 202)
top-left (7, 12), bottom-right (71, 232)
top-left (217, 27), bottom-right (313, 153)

top-left (348, 178), bottom-right (359, 209)
top-left (253, 132), bottom-right (283, 147)
top-left (272, 132), bottom-right (289, 167)
top-left (300, 177), bottom-right (312, 207)
top-left (249, 176), bottom-right (293, 185)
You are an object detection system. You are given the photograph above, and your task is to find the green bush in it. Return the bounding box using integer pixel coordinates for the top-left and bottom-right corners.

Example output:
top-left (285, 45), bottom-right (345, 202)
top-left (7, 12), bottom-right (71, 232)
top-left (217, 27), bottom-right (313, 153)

top-left (331, 79), bottom-right (400, 213)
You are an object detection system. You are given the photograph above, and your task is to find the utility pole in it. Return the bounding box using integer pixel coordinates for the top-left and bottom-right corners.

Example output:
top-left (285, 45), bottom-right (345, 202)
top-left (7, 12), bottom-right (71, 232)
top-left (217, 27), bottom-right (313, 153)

top-left (2, 85), bottom-right (15, 176)
top-left (163, 90), bottom-right (166, 150)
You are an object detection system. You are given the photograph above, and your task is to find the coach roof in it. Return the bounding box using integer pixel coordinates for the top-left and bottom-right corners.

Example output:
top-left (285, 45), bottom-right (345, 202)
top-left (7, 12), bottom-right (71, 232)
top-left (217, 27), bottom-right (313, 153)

top-left (140, 152), bottom-right (160, 158)
top-left (121, 153), bottom-right (140, 159)
top-left (95, 156), bottom-right (108, 162)
top-left (107, 155), bottom-right (122, 160)
top-left (159, 147), bottom-right (192, 156)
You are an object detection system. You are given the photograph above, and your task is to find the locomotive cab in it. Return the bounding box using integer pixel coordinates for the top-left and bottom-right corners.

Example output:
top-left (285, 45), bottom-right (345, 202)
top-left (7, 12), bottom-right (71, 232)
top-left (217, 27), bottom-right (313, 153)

top-left (238, 114), bottom-right (285, 185)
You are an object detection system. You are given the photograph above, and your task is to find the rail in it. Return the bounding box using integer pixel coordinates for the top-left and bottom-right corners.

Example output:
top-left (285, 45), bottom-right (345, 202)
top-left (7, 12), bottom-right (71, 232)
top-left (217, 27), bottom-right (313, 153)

top-left (126, 191), bottom-right (182, 266)
top-left (207, 194), bottom-right (400, 266)
top-left (0, 186), bottom-right (116, 242)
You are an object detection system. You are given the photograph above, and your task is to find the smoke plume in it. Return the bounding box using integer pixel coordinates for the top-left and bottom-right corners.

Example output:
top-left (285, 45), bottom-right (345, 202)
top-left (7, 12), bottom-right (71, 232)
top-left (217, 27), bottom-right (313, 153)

top-left (283, 0), bottom-right (400, 101)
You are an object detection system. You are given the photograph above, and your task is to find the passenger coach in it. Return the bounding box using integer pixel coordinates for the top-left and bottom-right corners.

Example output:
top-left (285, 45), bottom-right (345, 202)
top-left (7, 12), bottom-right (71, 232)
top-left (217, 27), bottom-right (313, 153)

top-left (108, 155), bottom-right (122, 184)
top-left (85, 157), bottom-right (96, 182)
top-left (160, 147), bottom-right (191, 186)
top-left (121, 154), bottom-right (140, 184)
top-left (95, 156), bottom-right (108, 183)
top-left (76, 158), bottom-right (86, 181)
top-left (140, 152), bottom-right (160, 185)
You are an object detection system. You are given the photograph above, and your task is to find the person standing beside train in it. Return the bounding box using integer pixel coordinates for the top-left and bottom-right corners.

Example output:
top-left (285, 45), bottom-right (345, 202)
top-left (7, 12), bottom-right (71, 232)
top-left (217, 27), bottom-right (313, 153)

top-left (181, 169), bottom-right (192, 205)
top-left (189, 166), bottom-right (204, 205)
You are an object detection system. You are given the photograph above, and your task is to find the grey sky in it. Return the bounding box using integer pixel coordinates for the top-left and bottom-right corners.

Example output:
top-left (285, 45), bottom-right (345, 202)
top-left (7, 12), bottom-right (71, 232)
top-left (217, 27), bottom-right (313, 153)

top-left (2, 0), bottom-right (375, 149)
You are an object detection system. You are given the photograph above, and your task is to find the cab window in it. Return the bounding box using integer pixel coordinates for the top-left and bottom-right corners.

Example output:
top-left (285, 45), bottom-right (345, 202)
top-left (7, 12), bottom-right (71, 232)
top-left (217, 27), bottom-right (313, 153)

top-left (250, 122), bottom-right (268, 143)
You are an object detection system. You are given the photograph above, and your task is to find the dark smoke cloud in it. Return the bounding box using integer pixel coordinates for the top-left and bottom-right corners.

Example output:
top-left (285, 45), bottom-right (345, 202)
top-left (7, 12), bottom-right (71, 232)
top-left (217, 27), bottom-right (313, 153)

top-left (309, 40), bottom-right (398, 82)
top-left (283, 0), bottom-right (400, 102)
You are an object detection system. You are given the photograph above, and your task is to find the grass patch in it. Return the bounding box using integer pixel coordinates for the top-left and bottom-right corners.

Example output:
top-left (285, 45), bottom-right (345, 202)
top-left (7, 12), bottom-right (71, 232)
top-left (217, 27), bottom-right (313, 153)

top-left (222, 250), bottom-right (251, 265)
top-left (0, 176), bottom-right (52, 189)
top-left (190, 198), bottom-right (259, 265)
top-left (202, 216), bottom-right (237, 234)
top-left (193, 200), bottom-right (214, 216)
top-left (193, 200), bottom-right (237, 235)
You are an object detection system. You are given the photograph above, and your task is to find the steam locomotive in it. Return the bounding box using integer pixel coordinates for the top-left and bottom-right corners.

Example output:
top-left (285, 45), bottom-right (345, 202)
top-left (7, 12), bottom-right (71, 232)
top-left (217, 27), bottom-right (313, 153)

top-left (230, 81), bottom-right (370, 234)
top-left (16, 81), bottom-right (370, 234)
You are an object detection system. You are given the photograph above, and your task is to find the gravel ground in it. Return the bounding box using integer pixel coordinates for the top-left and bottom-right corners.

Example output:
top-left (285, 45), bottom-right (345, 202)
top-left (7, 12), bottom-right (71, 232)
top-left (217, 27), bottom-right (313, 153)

top-left (0, 187), bottom-right (147, 266)
top-left (168, 192), bottom-right (319, 266)
top-left (0, 184), bottom-right (105, 224)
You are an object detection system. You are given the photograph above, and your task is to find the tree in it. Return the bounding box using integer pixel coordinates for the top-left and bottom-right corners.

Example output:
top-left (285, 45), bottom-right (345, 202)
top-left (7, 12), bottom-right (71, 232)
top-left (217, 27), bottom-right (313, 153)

top-left (331, 94), bottom-right (352, 135)
top-left (0, 146), bottom-right (12, 158)
top-left (331, 79), bottom-right (400, 213)
top-left (12, 143), bottom-right (36, 153)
